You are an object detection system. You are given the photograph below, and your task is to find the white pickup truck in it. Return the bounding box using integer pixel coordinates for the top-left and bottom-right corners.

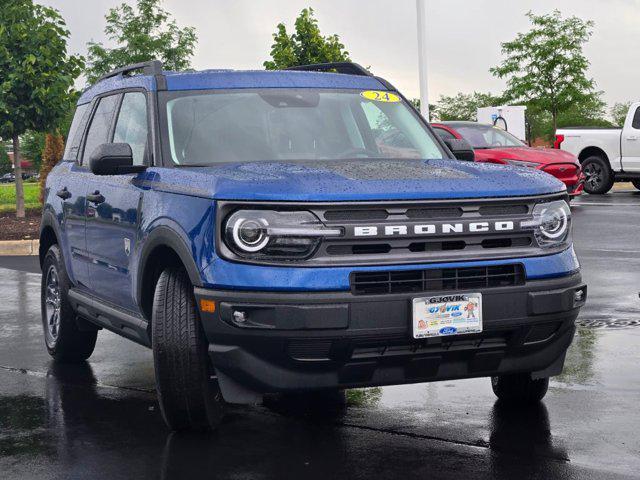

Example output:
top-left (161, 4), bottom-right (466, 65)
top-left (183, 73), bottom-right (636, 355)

top-left (555, 101), bottom-right (640, 194)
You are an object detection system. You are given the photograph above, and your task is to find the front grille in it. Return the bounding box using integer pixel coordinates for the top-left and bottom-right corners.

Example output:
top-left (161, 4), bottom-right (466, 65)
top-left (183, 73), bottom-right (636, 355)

top-left (478, 205), bottom-right (528, 216)
top-left (287, 339), bottom-right (333, 361)
top-left (324, 209), bottom-right (389, 221)
top-left (350, 264), bottom-right (525, 295)
top-left (217, 194), bottom-right (566, 267)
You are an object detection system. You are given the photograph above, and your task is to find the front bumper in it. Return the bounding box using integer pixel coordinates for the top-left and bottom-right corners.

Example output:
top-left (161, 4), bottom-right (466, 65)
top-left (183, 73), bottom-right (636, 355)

top-left (195, 273), bottom-right (586, 404)
top-left (540, 164), bottom-right (584, 197)
top-left (567, 175), bottom-right (585, 196)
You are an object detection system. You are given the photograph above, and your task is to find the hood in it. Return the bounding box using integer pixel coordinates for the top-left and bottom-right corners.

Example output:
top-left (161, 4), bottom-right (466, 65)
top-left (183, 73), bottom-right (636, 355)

top-left (145, 159), bottom-right (566, 202)
top-left (475, 146), bottom-right (578, 165)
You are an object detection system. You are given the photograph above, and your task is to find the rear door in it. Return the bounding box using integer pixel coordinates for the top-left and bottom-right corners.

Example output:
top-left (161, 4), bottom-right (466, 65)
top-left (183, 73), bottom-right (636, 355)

top-left (621, 104), bottom-right (640, 172)
top-left (84, 91), bottom-right (150, 312)
top-left (54, 103), bottom-right (92, 290)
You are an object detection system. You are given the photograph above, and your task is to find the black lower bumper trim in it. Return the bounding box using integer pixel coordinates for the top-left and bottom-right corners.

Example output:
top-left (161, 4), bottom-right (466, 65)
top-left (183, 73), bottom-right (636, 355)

top-left (194, 273), bottom-right (585, 403)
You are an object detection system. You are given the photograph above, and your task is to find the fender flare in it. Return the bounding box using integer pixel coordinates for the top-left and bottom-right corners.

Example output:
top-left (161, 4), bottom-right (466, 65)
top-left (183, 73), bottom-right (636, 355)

top-left (39, 208), bottom-right (63, 266)
top-left (136, 225), bottom-right (203, 308)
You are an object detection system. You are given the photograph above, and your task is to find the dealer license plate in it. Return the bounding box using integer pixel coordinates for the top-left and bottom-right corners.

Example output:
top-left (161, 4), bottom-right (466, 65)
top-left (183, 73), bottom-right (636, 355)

top-left (412, 293), bottom-right (483, 339)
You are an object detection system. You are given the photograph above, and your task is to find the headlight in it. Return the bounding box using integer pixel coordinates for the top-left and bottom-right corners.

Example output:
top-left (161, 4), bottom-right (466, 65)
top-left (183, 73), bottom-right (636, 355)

top-left (224, 210), bottom-right (342, 259)
top-left (502, 159), bottom-right (541, 169)
top-left (521, 200), bottom-right (571, 248)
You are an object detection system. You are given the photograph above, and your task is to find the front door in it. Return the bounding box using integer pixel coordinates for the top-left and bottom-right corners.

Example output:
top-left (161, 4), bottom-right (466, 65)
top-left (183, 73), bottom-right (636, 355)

top-left (621, 105), bottom-right (640, 172)
top-left (84, 91), bottom-right (150, 312)
top-left (64, 96), bottom-right (121, 290)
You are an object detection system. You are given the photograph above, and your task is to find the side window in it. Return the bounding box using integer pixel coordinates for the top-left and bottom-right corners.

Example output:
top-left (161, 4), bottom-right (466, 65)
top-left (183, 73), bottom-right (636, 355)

top-left (434, 127), bottom-right (456, 141)
top-left (63, 103), bottom-right (90, 160)
top-left (82, 95), bottom-right (120, 164)
top-left (114, 92), bottom-right (149, 165)
top-left (632, 107), bottom-right (640, 130)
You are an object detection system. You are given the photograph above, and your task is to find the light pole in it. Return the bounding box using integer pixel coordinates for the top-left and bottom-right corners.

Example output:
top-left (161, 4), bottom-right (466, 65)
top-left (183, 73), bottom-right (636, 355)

top-left (416, 0), bottom-right (429, 120)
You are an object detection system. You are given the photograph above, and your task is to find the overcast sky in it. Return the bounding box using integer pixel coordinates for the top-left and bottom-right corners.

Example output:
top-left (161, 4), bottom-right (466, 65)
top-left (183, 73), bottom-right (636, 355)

top-left (41, 0), bottom-right (640, 109)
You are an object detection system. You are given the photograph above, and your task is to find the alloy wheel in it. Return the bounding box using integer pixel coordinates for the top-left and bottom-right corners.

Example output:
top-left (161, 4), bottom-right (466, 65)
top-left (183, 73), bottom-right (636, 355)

top-left (44, 264), bottom-right (62, 347)
top-left (583, 162), bottom-right (603, 190)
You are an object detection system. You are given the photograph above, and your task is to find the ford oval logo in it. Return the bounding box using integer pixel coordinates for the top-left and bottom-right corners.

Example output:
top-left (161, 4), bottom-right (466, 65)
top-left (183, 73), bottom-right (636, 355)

top-left (439, 326), bottom-right (457, 335)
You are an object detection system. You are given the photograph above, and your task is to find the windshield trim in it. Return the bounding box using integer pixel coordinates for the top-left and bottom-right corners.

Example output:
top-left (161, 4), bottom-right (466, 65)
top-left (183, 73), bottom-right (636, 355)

top-left (157, 88), bottom-right (451, 168)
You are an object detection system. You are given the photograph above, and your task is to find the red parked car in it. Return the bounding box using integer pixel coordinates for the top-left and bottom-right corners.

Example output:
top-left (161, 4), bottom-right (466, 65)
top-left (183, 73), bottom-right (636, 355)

top-left (432, 122), bottom-right (584, 197)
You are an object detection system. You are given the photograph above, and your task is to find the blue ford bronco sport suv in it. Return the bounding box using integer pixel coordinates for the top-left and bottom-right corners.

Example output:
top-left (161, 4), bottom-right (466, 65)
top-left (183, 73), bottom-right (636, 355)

top-left (40, 60), bottom-right (586, 431)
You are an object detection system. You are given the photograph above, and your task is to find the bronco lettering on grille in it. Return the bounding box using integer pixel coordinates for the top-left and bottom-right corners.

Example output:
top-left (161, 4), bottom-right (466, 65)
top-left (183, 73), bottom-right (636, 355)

top-left (353, 221), bottom-right (516, 237)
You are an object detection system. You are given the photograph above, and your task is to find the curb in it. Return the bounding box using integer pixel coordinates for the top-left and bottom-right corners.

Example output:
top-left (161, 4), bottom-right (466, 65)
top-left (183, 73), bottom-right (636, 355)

top-left (0, 240), bottom-right (39, 256)
top-left (613, 182), bottom-right (634, 191)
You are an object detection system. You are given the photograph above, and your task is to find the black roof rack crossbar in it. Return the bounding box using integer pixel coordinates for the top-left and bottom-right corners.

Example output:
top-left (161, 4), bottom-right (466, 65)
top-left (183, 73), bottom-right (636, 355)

top-left (97, 60), bottom-right (164, 83)
top-left (285, 62), bottom-right (372, 77)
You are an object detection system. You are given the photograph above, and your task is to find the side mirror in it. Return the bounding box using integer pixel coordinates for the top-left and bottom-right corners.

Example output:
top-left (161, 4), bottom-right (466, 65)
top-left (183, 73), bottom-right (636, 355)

top-left (442, 138), bottom-right (475, 162)
top-left (89, 143), bottom-right (146, 175)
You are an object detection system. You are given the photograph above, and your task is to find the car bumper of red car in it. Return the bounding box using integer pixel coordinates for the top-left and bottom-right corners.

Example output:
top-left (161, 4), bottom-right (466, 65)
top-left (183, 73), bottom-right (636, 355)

top-left (541, 164), bottom-right (584, 197)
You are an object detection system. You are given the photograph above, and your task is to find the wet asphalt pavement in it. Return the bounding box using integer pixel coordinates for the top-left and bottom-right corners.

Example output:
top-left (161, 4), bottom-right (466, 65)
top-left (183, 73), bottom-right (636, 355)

top-left (1, 192), bottom-right (639, 479)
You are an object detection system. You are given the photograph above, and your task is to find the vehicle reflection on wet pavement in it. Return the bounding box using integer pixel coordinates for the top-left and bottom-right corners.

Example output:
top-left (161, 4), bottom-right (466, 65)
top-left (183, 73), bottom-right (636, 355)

top-left (0, 193), bottom-right (639, 479)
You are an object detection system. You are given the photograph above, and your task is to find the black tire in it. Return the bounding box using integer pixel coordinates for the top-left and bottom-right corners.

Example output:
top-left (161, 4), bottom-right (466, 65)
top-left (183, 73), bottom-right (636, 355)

top-left (41, 245), bottom-right (97, 362)
top-left (491, 374), bottom-right (549, 404)
top-left (582, 155), bottom-right (614, 194)
top-left (632, 180), bottom-right (640, 191)
top-left (152, 267), bottom-right (224, 431)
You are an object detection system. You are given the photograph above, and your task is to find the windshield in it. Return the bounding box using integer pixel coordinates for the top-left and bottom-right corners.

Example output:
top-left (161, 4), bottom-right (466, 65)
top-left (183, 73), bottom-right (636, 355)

top-left (451, 123), bottom-right (525, 149)
top-left (160, 89), bottom-right (447, 165)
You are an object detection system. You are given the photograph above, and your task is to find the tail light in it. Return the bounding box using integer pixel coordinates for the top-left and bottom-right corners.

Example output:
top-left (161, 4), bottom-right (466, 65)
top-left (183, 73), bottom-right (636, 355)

top-left (553, 134), bottom-right (564, 149)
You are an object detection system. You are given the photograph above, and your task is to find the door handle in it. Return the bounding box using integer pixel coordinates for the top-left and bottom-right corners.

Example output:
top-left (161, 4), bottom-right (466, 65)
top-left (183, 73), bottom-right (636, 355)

top-left (627, 136), bottom-right (638, 141)
top-left (56, 187), bottom-right (72, 200)
top-left (86, 191), bottom-right (105, 205)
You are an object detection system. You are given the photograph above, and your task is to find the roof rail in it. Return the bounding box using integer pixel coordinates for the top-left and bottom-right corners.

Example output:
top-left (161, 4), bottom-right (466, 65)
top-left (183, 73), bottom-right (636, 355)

top-left (285, 62), bottom-right (372, 77)
top-left (96, 60), bottom-right (164, 83)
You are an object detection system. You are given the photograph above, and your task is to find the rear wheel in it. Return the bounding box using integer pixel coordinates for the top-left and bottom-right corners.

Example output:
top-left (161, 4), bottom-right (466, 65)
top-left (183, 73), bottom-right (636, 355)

top-left (41, 245), bottom-right (97, 362)
top-left (152, 267), bottom-right (224, 431)
top-left (631, 179), bottom-right (640, 191)
top-left (491, 374), bottom-right (549, 404)
top-left (582, 155), bottom-right (614, 194)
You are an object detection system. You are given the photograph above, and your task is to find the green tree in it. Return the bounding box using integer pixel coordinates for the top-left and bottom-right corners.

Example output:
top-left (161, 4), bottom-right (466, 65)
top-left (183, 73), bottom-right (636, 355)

top-left (430, 92), bottom-right (504, 122)
top-left (611, 102), bottom-right (631, 127)
top-left (21, 131), bottom-right (45, 171)
top-left (491, 10), bottom-right (600, 134)
top-left (264, 8), bottom-right (350, 70)
top-left (0, 144), bottom-right (11, 175)
top-left (21, 91), bottom-right (78, 172)
top-left (86, 0), bottom-right (197, 83)
top-left (0, 0), bottom-right (83, 217)
top-left (527, 94), bottom-right (612, 142)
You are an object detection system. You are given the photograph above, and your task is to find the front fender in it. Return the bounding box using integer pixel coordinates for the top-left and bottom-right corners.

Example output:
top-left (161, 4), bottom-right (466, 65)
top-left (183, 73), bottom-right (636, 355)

top-left (135, 222), bottom-right (204, 309)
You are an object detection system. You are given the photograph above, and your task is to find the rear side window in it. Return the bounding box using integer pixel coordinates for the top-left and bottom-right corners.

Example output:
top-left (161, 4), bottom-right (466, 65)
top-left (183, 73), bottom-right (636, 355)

top-left (434, 127), bottom-right (456, 141)
top-left (632, 107), bottom-right (640, 130)
top-left (113, 92), bottom-right (149, 165)
top-left (63, 103), bottom-right (90, 160)
top-left (81, 95), bottom-right (120, 164)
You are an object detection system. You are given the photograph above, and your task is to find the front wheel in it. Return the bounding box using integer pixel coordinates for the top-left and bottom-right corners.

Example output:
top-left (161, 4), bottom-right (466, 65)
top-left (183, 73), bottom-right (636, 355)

top-left (582, 156), bottom-right (614, 194)
top-left (41, 245), bottom-right (97, 362)
top-left (152, 267), bottom-right (224, 431)
top-left (491, 374), bottom-right (549, 404)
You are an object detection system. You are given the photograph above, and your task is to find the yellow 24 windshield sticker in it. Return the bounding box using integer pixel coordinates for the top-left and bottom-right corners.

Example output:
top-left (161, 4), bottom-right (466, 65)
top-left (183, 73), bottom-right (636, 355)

top-left (360, 90), bottom-right (401, 103)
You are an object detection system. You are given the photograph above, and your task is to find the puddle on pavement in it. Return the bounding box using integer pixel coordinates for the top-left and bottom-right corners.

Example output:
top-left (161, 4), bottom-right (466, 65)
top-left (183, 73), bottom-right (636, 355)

top-left (575, 317), bottom-right (640, 328)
